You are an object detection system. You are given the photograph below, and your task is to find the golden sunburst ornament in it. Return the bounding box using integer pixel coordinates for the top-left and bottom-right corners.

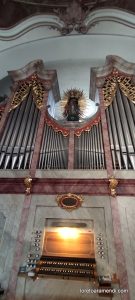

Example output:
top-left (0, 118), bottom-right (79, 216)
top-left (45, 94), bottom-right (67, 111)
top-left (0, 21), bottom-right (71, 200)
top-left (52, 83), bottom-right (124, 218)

top-left (60, 88), bottom-right (87, 121)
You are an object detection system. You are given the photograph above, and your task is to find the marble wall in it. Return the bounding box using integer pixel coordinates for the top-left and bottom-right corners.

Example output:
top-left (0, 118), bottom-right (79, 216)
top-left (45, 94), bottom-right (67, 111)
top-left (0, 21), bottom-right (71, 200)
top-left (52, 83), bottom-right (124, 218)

top-left (15, 195), bottom-right (120, 300)
top-left (0, 195), bottom-right (23, 292)
top-left (118, 197), bottom-right (135, 300)
top-left (0, 194), bottom-right (134, 300)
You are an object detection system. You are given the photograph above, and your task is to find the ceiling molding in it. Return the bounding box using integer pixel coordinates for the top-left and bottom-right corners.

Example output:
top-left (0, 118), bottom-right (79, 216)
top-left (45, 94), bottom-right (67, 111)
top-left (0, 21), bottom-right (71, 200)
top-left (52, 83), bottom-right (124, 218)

top-left (0, 8), bottom-right (135, 40)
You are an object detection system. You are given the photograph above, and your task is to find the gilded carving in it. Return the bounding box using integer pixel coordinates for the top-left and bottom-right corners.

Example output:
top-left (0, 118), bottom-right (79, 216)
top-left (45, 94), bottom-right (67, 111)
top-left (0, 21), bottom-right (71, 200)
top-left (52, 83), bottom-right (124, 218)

top-left (75, 112), bottom-right (100, 136)
top-left (45, 111), bottom-right (70, 136)
top-left (109, 176), bottom-right (118, 197)
top-left (118, 77), bottom-right (135, 103)
top-left (9, 82), bottom-right (30, 111)
top-left (103, 73), bottom-right (135, 107)
top-left (9, 73), bottom-right (45, 111)
top-left (24, 176), bottom-right (32, 194)
top-left (102, 76), bottom-right (117, 107)
top-left (56, 193), bottom-right (83, 211)
top-left (32, 77), bottom-right (45, 109)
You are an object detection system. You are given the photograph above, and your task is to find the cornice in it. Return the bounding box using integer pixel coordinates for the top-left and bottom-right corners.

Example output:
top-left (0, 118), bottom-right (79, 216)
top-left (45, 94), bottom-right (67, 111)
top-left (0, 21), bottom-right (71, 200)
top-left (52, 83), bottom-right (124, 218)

top-left (0, 178), bottom-right (134, 196)
top-left (0, 8), bottom-right (135, 40)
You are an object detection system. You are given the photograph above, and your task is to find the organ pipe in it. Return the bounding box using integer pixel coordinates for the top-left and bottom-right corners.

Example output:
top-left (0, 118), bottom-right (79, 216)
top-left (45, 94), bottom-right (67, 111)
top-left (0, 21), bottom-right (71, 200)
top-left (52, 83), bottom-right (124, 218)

top-left (74, 122), bottom-right (105, 169)
top-left (0, 92), bottom-right (40, 169)
top-left (106, 87), bottom-right (135, 170)
top-left (38, 124), bottom-right (68, 169)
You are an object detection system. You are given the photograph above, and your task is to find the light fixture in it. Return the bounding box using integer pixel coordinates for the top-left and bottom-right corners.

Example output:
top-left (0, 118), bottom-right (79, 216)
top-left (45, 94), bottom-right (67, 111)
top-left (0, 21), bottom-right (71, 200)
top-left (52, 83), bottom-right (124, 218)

top-left (57, 227), bottom-right (80, 239)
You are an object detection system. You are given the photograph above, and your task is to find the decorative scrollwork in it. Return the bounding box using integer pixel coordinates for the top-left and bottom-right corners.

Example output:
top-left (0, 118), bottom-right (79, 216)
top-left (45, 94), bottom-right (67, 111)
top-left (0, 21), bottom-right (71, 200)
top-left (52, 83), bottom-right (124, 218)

top-left (75, 111), bottom-right (100, 136)
top-left (9, 81), bottom-right (30, 111)
top-left (32, 76), bottom-right (45, 109)
top-left (102, 76), bottom-right (117, 107)
top-left (9, 73), bottom-right (45, 111)
top-left (45, 111), bottom-right (70, 136)
top-left (117, 76), bottom-right (135, 103)
top-left (103, 71), bottom-right (135, 107)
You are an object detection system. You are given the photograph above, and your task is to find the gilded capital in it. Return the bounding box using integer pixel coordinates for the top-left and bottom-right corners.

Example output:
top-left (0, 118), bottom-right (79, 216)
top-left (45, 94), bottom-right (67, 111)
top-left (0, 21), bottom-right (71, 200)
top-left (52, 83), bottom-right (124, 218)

top-left (24, 176), bottom-right (32, 194)
top-left (109, 176), bottom-right (118, 197)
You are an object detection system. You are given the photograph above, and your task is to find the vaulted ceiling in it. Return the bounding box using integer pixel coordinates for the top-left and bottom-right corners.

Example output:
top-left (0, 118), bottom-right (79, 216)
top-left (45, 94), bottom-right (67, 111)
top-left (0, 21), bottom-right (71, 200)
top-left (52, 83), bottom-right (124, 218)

top-left (0, 0), bottom-right (135, 28)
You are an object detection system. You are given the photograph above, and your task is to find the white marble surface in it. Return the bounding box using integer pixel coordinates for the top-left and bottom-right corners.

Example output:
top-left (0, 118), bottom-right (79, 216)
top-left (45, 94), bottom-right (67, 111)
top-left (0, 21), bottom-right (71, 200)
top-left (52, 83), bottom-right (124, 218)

top-left (1, 193), bottom-right (132, 300)
top-left (118, 197), bottom-right (135, 300)
top-left (36, 170), bottom-right (108, 179)
top-left (0, 195), bottom-right (24, 291)
top-left (15, 195), bottom-right (120, 300)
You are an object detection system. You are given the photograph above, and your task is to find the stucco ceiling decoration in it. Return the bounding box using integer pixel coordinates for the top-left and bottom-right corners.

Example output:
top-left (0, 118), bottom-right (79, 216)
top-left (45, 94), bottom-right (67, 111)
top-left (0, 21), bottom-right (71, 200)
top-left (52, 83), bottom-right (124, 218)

top-left (0, 0), bottom-right (135, 35)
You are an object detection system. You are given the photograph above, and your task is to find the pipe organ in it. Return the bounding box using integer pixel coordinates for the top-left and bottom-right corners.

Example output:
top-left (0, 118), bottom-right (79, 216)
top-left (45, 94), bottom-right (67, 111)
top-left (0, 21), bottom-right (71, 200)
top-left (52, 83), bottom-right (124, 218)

top-left (38, 124), bottom-right (69, 169)
top-left (74, 122), bottom-right (105, 169)
top-left (0, 93), bottom-right (40, 169)
top-left (106, 88), bottom-right (135, 170)
top-left (0, 59), bottom-right (135, 171)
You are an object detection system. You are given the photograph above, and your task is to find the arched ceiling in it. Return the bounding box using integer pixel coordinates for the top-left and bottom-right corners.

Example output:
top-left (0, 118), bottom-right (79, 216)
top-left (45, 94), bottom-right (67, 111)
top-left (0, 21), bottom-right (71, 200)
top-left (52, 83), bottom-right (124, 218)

top-left (0, 2), bottom-right (135, 102)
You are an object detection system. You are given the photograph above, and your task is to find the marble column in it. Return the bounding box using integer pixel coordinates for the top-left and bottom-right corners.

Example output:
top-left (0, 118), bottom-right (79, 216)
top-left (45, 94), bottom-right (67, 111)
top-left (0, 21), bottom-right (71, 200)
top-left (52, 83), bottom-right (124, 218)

top-left (99, 88), bottom-right (130, 300)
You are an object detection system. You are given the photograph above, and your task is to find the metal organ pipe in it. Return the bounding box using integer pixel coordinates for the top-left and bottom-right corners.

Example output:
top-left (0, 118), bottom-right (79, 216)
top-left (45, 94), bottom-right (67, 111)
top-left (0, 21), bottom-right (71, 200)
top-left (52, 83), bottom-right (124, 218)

top-left (116, 89), bottom-right (134, 169)
top-left (105, 109), bottom-right (116, 168)
top-left (0, 106), bottom-right (19, 168)
top-left (38, 124), bottom-right (68, 169)
top-left (23, 100), bottom-right (39, 169)
top-left (129, 98), bottom-right (135, 122)
top-left (121, 92), bottom-right (135, 169)
top-left (113, 95), bottom-right (127, 169)
top-left (106, 87), bottom-right (135, 170)
top-left (99, 122), bottom-right (105, 169)
top-left (74, 121), bottom-right (105, 169)
top-left (11, 94), bottom-right (31, 169)
top-left (0, 93), bottom-right (40, 169)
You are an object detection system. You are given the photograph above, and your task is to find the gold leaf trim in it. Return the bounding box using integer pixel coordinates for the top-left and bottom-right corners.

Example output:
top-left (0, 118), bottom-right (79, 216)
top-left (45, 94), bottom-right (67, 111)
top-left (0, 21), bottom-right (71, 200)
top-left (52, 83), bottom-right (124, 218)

top-left (32, 77), bottom-right (45, 109)
top-left (75, 112), bottom-right (100, 136)
top-left (9, 73), bottom-right (46, 111)
top-left (103, 72), bottom-right (135, 107)
top-left (56, 193), bottom-right (83, 211)
top-left (109, 176), bottom-right (118, 197)
top-left (9, 82), bottom-right (30, 111)
top-left (45, 111), bottom-right (70, 137)
top-left (118, 77), bottom-right (135, 104)
top-left (102, 76), bottom-right (117, 107)
top-left (24, 176), bottom-right (32, 195)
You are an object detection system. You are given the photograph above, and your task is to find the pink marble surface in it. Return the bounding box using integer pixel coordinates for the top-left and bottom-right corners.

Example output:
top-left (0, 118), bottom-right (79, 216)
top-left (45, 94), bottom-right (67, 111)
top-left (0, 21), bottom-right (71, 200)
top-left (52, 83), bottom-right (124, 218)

top-left (68, 130), bottom-right (75, 169)
top-left (0, 178), bottom-right (135, 195)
